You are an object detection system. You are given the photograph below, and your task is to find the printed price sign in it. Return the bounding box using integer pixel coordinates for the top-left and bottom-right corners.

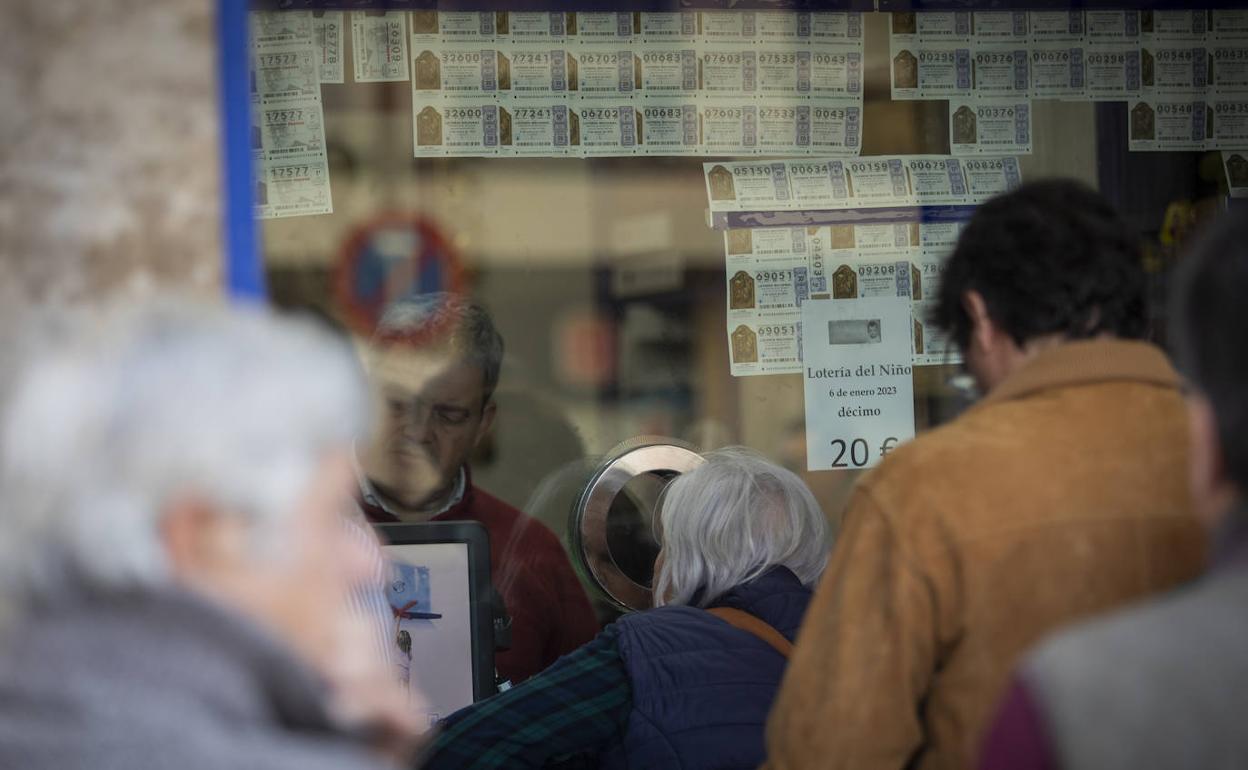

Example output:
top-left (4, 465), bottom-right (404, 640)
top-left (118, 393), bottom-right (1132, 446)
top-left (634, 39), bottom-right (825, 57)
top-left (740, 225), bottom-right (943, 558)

top-left (803, 297), bottom-right (916, 471)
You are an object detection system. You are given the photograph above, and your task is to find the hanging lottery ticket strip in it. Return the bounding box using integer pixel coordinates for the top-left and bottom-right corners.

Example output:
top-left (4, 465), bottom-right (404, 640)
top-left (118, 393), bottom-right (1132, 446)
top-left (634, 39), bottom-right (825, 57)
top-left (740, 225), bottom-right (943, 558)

top-left (250, 12), bottom-right (334, 219)
top-left (706, 155), bottom-right (1025, 376)
top-left (407, 10), bottom-right (865, 158)
top-left (889, 10), bottom-right (1248, 154)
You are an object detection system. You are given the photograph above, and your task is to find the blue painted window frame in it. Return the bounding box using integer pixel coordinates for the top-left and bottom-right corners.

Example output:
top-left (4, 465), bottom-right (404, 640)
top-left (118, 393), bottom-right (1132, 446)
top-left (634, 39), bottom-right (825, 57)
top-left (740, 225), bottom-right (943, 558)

top-left (219, 0), bottom-right (265, 299)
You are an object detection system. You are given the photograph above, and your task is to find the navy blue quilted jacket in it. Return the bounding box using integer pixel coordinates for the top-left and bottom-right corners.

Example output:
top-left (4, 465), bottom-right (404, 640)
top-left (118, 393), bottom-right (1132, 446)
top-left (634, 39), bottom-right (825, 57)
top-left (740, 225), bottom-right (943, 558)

top-left (599, 566), bottom-right (813, 770)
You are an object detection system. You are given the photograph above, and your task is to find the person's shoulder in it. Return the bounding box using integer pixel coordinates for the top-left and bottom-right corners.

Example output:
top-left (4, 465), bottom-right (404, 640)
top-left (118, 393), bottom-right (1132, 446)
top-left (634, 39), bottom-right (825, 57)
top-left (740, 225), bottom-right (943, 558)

top-left (1018, 569), bottom-right (1248, 766)
top-left (1025, 568), bottom-right (1248, 703)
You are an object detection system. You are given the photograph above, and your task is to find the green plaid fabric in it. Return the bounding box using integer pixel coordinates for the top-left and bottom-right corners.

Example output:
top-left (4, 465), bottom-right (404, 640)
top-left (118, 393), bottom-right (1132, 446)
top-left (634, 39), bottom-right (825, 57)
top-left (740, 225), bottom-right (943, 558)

top-left (420, 625), bottom-right (631, 769)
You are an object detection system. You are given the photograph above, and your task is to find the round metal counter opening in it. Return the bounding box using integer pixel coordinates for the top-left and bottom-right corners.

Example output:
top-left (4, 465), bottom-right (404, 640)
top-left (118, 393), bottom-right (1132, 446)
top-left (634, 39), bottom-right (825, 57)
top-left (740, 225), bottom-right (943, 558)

top-left (573, 442), bottom-right (705, 612)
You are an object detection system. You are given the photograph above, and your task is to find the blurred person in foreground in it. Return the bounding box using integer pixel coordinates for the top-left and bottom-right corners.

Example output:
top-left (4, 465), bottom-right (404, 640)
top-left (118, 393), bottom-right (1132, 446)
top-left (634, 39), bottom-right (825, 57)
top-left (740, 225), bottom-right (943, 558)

top-left (419, 448), bottom-right (834, 770)
top-left (763, 180), bottom-right (1207, 770)
top-left (0, 303), bottom-right (421, 770)
top-left (979, 212), bottom-right (1248, 769)
top-left (356, 294), bottom-right (597, 684)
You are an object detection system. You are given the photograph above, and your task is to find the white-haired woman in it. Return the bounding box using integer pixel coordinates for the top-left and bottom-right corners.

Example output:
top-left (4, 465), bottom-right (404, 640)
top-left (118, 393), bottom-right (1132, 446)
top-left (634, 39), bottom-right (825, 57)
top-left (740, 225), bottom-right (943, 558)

top-left (420, 447), bottom-right (835, 770)
top-left (0, 303), bottom-right (419, 770)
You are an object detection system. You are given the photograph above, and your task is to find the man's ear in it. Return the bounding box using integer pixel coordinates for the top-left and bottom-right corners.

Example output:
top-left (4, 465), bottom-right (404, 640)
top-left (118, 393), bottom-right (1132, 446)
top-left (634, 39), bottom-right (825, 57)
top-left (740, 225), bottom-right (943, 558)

top-left (961, 290), bottom-right (995, 353)
top-left (474, 398), bottom-right (498, 448)
top-left (159, 496), bottom-right (247, 582)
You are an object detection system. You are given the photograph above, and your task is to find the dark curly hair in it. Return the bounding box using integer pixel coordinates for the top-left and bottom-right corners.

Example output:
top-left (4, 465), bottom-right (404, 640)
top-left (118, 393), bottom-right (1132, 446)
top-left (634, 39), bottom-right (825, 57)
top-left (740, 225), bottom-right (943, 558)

top-left (933, 180), bottom-right (1148, 353)
top-left (1171, 212), bottom-right (1248, 491)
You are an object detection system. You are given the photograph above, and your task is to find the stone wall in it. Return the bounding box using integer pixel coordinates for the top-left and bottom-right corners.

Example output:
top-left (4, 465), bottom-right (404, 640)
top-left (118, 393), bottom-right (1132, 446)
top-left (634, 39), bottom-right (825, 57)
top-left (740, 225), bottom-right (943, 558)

top-left (0, 0), bottom-right (223, 338)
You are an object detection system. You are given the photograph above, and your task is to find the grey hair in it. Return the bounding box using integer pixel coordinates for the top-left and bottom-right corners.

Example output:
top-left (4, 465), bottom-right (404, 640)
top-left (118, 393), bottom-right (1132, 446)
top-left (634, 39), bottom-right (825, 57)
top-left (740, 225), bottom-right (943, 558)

top-left (374, 293), bottom-right (504, 403)
top-left (653, 447), bottom-right (833, 608)
top-left (0, 300), bottom-right (370, 608)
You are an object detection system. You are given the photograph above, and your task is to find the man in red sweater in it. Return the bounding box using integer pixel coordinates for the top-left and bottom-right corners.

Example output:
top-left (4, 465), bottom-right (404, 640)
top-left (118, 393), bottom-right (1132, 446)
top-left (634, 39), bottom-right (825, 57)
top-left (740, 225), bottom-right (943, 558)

top-left (357, 294), bottom-right (598, 685)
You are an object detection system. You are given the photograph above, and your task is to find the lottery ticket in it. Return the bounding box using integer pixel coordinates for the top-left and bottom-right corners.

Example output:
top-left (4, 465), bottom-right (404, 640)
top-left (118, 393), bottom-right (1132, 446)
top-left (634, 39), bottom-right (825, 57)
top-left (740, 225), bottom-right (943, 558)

top-left (919, 11), bottom-right (973, 42)
top-left (314, 12), bottom-right (344, 84)
top-left (251, 11), bottom-right (314, 48)
top-left (823, 258), bottom-right (902, 300)
top-left (902, 156), bottom-right (969, 205)
top-left (1084, 45), bottom-right (1142, 101)
top-left (1213, 11), bottom-right (1248, 41)
top-left (254, 44), bottom-right (319, 100)
top-left (950, 98), bottom-right (1033, 156)
top-left (410, 11), bottom-right (498, 42)
top-left (1128, 99), bottom-right (1208, 152)
top-left (756, 102), bottom-right (812, 155)
top-left (890, 44), bottom-right (973, 100)
top-left (724, 227), bottom-right (811, 262)
top-left (503, 47), bottom-right (572, 97)
top-left (502, 13), bottom-right (569, 41)
top-left (637, 48), bottom-right (698, 96)
top-left (1141, 46), bottom-right (1208, 96)
top-left (411, 46), bottom-right (503, 95)
top-left (784, 161), bottom-right (850, 209)
top-left (809, 103), bottom-right (862, 156)
top-left (570, 103), bottom-right (639, 155)
top-left (1085, 11), bottom-right (1141, 44)
top-left (1029, 45), bottom-right (1085, 99)
top-left (700, 11), bottom-right (757, 42)
top-left (918, 220), bottom-right (965, 252)
top-left (810, 47), bottom-right (864, 99)
top-left (640, 12), bottom-right (699, 42)
top-left (889, 12), bottom-right (972, 43)
top-left (353, 13), bottom-right (408, 82)
top-left (256, 98), bottom-right (325, 158)
top-left (971, 46), bottom-right (1031, 96)
top-left (727, 318), bottom-right (802, 377)
top-left (699, 48), bottom-right (757, 95)
top-left (756, 11), bottom-right (812, 42)
top-left (704, 161), bottom-right (791, 212)
top-left (756, 48), bottom-right (811, 96)
top-left (1211, 99), bottom-right (1248, 148)
top-left (637, 101), bottom-right (699, 156)
top-left (256, 154), bottom-right (332, 219)
top-left (412, 99), bottom-right (503, 156)
top-left (962, 156), bottom-right (1024, 202)
top-left (812, 13), bottom-right (863, 44)
top-left (912, 300), bottom-right (960, 366)
top-left (699, 103), bottom-right (759, 155)
top-left (1224, 151), bottom-right (1248, 196)
top-left (1211, 45), bottom-right (1248, 93)
top-left (973, 12), bottom-right (1029, 44)
top-left (726, 259), bottom-right (811, 319)
top-left (572, 49), bottom-right (638, 97)
top-left (1142, 11), bottom-right (1209, 43)
top-left (812, 224), bottom-right (918, 257)
top-left (840, 157), bottom-right (913, 206)
top-left (914, 252), bottom-right (949, 302)
top-left (1029, 12), bottom-right (1084, 43)
top-left (829, 260), bottom-right (925, 302)
top-left (570, 12), bottom-right (636, 43)
top-left (501, 100), bottom-right (576, 155)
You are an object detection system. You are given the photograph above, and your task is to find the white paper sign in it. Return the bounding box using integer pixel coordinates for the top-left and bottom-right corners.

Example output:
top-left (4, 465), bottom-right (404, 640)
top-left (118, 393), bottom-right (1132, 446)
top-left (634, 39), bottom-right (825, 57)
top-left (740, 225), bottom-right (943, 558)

top-left (803, 297), bottom-right (916, 471)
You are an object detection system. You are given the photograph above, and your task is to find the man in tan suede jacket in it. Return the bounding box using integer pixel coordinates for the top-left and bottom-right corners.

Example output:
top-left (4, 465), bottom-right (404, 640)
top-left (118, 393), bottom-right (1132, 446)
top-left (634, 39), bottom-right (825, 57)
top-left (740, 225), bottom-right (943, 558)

top-left (763, 180), bottom-right (1206, 770)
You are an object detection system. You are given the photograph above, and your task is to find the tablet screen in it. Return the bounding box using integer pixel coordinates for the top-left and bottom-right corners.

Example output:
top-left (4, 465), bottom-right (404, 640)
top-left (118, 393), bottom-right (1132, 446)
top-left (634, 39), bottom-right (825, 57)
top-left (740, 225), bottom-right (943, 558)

top-left (385, 541), bottom-right (475, 722)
